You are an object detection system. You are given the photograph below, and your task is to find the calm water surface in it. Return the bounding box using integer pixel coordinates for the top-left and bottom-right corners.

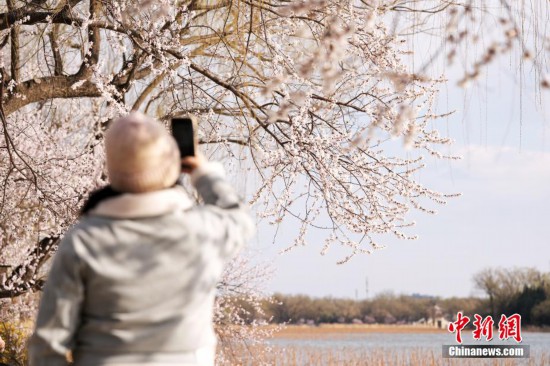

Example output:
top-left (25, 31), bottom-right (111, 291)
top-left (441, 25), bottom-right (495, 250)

top-left (268, 332), bottom-right (550, 353)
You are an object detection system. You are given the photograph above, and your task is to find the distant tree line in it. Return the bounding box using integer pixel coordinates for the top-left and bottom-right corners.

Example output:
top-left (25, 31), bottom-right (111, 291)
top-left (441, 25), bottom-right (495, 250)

top-left (264, 293), bottom-right (481, 325)
top-left (227, 291), bottom-right (481, 325)
top-left (473, 267), bottom-right (550, 326)
top-left (226, 267), bottom-right (550, 327)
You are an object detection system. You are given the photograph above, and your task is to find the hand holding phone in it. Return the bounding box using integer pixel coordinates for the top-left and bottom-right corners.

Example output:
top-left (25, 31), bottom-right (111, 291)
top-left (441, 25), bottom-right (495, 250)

top-left (180, 154), bottom-right (206, 174)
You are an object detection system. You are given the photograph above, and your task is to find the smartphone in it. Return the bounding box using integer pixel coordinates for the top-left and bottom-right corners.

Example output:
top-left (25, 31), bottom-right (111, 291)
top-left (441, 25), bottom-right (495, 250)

top-left (171, 115), bottom-right (197, 159)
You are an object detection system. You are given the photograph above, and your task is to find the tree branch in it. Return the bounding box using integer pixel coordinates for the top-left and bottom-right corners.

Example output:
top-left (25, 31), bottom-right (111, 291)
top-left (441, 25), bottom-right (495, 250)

top-left (3, 75), bottom-right (102, 115)
top-left (188, 0), bottom-right (231, 11)
top-left (7, 0), bottom-right (20, 82)
top-left (87, 0), bottom-right (101, 67)
top-left (0, 0), bottom-right (83, 31)
top-left (49, 24), bottom-right (64, 76)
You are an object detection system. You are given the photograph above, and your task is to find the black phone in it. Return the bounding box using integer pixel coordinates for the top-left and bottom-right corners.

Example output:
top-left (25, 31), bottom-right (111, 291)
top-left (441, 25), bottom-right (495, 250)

top-left (171, 116), bottom-right (197, 158)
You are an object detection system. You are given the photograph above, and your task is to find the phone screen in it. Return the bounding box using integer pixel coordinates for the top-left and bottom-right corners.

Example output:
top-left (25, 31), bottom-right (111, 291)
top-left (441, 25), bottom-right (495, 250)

top-left (171, 117), bottom-right (196, 158)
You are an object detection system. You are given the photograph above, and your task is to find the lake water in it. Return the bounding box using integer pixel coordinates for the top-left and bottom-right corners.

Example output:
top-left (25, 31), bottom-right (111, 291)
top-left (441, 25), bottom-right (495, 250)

top-left (268, 332), bottom-right (550, 352)
top-left (263, 331), bottom-right (550, 365)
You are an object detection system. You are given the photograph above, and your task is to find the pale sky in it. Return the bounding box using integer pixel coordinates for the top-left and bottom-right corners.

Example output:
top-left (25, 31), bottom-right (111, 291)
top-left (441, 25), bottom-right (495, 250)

top-left (248, 43), bottom-right (550, 299)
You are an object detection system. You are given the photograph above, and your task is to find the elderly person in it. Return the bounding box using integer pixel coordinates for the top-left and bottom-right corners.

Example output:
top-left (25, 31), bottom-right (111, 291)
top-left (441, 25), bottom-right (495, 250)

top-left (28, 113), bottom-right (254, 366)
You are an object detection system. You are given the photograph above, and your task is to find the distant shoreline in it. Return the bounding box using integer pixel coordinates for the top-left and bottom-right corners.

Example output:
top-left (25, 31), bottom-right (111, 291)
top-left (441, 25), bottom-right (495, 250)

top-left (271, 324), bottom-right (446, 337)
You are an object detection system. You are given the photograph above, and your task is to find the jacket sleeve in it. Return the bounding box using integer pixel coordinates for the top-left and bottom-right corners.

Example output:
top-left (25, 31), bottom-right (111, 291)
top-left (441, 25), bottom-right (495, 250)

top-left (27, 232), bottom-right (85, 366)
top-left (189, 162), bottom-right (255, 259)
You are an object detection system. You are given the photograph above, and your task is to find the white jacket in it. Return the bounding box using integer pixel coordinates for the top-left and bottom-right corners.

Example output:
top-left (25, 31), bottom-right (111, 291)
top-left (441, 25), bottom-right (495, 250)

top-left (28, 163), bottom-right (255, 366)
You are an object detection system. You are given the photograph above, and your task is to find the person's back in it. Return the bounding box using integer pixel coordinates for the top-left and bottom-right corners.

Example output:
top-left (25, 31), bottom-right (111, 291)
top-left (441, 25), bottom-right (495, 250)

top-left (28, 113), bottom-right (254, 366)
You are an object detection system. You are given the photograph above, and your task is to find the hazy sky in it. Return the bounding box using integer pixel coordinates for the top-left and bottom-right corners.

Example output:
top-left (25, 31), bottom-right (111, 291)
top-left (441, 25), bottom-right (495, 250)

top-left (248, 38), bottom-right (550, 299)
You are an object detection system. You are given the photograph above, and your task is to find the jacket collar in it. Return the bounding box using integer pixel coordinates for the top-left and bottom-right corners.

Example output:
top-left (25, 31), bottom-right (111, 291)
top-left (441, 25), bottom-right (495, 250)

top-left (89, 186), bottom-right (193, 219)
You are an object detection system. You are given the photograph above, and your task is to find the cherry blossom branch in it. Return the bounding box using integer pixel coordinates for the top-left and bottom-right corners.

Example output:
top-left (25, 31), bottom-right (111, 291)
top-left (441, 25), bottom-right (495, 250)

top-left (0, 0), bottom-right (84, 31)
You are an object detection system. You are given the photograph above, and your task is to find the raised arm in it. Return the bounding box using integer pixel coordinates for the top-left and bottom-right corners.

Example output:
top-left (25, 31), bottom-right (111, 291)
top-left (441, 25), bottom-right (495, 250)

top-left (182, 156), bottom-right (255, 259)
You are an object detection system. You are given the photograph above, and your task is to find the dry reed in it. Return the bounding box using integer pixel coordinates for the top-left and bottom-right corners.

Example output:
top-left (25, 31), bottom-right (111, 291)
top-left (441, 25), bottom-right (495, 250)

top-left (225, 345), bottom-right (549, 366)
